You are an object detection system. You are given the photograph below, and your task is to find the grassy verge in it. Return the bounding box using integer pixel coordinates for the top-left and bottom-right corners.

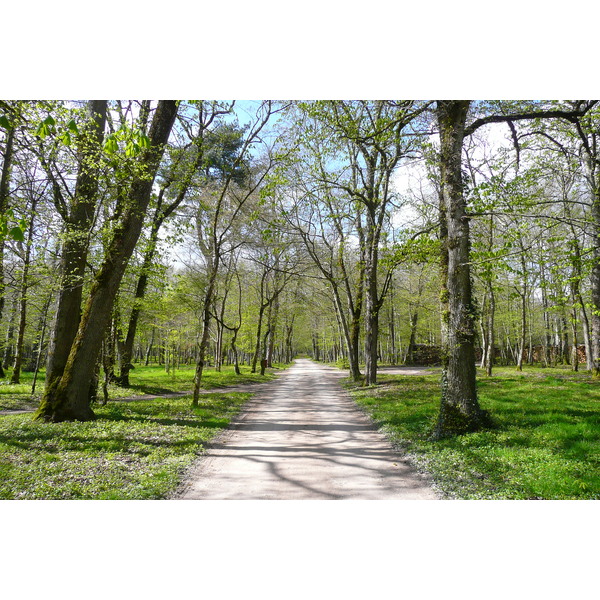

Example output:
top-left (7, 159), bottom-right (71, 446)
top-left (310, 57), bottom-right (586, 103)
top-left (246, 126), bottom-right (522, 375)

top-left (348, 365), bottom-right (600, 499)
top-left (0, 392), bottom-right (251, 499)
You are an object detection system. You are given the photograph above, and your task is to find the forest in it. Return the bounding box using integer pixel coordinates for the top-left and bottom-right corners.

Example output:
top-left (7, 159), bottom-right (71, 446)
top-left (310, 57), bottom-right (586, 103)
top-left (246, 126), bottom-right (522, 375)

top-left (0, 99), bottom-right (599, 440)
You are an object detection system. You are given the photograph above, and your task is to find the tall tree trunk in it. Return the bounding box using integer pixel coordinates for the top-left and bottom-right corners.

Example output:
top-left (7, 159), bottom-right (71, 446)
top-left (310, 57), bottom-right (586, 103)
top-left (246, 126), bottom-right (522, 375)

top-left (433, 100), bottom-right (491, 439)
top-left (35, 100), bottom-right (178, 422)
top-left (364, 212), bottom-right (379, 385)
top-left (45, 100), bottom-right (108, 389)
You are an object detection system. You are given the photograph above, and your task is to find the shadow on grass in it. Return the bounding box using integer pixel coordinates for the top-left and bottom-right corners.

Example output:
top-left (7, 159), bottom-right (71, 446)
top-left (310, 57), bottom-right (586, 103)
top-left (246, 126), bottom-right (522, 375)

top-left (113, 383), bottom-right (190, 396)
top-left (98, 410), bottom-right (230, 430)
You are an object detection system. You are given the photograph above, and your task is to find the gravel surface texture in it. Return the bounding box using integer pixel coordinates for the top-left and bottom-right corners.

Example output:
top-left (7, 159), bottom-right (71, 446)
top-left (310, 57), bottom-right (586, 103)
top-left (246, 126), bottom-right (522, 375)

top-left (177, 359), bottom-right (438, 500)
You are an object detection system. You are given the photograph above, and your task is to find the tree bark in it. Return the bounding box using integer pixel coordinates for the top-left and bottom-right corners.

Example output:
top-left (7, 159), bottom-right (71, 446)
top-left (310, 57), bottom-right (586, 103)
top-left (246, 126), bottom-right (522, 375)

top-left (44, 100), bottom-right (108, 389)
top-left (433, 100), bottom-right (492, 439)
top-left (364, 212), bottom-right (380, 385)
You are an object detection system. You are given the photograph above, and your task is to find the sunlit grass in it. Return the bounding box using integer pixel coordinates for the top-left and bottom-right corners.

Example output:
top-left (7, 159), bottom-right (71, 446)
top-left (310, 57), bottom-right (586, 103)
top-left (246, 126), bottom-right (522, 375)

top-left (0, 361), bottom-right (288, 499)
top-left (349, 369), bottom-right (600, 499)
top-left (111, 363), bottom-right (283, 397)
top-left (0, 371), bottom-right (41, 411)
top-left (0, 392), bottom-right (251, 499)
top-left (0, 362), bottom-right (286, 410)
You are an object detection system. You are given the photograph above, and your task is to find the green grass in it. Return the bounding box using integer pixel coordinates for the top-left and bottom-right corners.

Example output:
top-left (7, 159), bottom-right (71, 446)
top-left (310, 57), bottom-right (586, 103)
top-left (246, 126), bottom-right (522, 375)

top-left (0, 363), bottom-right (284, 411)
top-left (110, 363), bottom-right (283, 397)
top-left (0, 392), bottom-right (251, 499)
top-left (0, 362), bottom-right (287, 499)
top-left (0, 375), bottom-right (41, 412)
top-left (348, 365), bottom-right (600, 499)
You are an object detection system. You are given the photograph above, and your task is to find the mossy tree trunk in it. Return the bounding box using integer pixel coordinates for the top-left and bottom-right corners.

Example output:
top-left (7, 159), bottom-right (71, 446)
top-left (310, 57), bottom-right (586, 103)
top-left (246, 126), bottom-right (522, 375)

top-left (433, 100), bottom-right (492, 439)
top-left (44, 100), bottom-right (108, 390)
top-left (34, 100), bottom-right (178, 422)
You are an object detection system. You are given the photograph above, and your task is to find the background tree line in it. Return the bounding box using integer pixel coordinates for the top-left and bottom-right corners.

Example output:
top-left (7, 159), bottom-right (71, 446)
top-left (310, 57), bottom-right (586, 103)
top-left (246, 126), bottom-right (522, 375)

top-left (0, 99), bottom-right (598, 437)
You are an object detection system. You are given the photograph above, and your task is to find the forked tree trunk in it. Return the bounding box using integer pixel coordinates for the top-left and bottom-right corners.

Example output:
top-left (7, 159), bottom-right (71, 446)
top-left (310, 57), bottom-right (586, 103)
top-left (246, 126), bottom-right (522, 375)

top-left (35, 100), bottom-right (178, 422)
top-left (433, 100), bottom-right (492, 439)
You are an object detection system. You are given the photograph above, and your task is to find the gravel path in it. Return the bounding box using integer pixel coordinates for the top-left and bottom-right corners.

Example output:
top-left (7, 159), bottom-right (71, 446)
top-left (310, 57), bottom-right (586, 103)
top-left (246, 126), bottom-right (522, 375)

top-left (176, 359), bottom-right (438, 500)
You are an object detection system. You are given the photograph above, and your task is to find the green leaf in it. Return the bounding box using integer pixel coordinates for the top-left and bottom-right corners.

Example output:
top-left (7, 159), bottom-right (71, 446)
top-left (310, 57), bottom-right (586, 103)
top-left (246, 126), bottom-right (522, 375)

top-left (104, 135), bottom-right (119, 154)
top-left (138, 134), bottom-right (150, 149)
top-left (0, 115), bottom-right (10, 129)
top-left (125, 141), bottom-right (141, 157)
top-left (43, 115), bottom-right (56, 126)
top-left (67, 119), bottom-right (79, 134)
top-left (9, 227), bottom-right (25, 242)
top-left (36, 123), bottom-right (49, 138)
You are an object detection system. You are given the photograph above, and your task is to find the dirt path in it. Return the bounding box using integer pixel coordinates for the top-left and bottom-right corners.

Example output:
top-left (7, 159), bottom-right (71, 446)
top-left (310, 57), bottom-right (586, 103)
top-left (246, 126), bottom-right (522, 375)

top-left (176, 359), bottom-right (438, 500)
